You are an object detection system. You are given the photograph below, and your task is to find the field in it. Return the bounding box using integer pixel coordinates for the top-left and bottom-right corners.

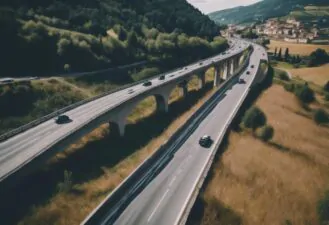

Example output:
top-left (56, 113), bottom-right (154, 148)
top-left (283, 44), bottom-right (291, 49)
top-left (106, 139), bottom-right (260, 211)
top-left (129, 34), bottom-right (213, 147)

top-left (188, 84), bottom-right (329, 225)
top-left (268, 40), bottom-right (329, 56)
top-left (1, 70), bottom-right (218, 225)
top-left (288, 63), bottom-right (329, 86)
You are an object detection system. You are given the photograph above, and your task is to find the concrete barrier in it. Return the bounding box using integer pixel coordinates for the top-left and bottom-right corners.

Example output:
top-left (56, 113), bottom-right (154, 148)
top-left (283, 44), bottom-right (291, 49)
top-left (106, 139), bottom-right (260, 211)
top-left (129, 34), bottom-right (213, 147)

top-left (80, 46), bottom-right (253, 225)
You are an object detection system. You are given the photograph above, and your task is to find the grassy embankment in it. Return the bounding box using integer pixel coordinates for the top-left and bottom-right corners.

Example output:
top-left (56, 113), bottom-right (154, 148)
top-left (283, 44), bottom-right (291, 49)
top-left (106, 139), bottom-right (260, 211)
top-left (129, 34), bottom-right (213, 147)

top-left (0, 68), bottom-right (220, 225)
top-left (187, 65), bottom-right (329, 225)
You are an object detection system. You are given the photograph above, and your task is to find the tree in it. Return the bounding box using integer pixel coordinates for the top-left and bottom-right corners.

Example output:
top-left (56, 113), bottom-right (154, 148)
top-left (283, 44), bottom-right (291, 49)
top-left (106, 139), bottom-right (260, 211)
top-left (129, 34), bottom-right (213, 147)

top-left (294, 84), bottom-right (315, 103)
top-left (296, 55), bottom-right (301, 63)
top-left (242, 106), bottom-right (267, 130)
top-left (57, 170), bottom-right (73, 193)
top-left (284, 47), bottom-right (290, 61)
top-left (313, 109), bottom-right (329, 124)
top-left (274, 47), bottom-right (277, 57)
top-left (324, 81), bottom-right (329, 92)
top-left (278, 48), bottom-right (282, 60)
top-left (64, 64), bottom-right (70, 72)
top-left (118, 28), bottom-right (127, 41)
top-left (309, 48), bottom-right (329, 66)
top-left (257, 125), bottom-right (274, 142)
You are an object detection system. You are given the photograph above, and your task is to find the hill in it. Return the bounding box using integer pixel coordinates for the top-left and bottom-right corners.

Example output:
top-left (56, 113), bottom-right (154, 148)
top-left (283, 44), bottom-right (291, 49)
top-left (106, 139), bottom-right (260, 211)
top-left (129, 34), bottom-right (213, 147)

top-left (1, 0), bottom-right (226, 77)
top-left (208, 0), bottom-right (328, 25)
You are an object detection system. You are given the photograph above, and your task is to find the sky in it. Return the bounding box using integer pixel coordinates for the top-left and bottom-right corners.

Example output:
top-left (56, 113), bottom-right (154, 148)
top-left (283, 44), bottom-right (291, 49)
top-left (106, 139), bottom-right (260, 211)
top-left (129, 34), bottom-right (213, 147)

top-left (187, 0), bottom-right (262, 14)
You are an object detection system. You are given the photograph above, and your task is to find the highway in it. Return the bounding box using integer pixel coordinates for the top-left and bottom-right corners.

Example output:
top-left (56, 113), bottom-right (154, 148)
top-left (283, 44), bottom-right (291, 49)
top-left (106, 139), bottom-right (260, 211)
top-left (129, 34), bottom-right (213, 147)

top-left (91, 42), bottom-right (267, 225)
top-left (0, 39), bottom-right (249, 185)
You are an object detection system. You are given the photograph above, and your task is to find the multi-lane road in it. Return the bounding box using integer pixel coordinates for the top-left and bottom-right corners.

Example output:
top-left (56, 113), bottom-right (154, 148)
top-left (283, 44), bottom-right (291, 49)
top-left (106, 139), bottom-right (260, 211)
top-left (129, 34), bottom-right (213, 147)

top-left (0, 39), bottom-right (249, 186)
top-left (82, 41), bottom-right (268, 225)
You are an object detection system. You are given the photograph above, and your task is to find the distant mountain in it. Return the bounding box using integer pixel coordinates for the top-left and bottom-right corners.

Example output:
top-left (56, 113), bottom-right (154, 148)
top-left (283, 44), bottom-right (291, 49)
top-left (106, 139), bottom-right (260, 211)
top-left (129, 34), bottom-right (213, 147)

top-left (208, 0), bottom-right (328, 25)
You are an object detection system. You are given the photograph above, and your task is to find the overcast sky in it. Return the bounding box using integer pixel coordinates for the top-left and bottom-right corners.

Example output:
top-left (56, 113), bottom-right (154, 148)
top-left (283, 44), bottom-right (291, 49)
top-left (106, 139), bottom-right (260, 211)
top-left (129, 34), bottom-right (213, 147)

top-left (187, 0), bottom-right (262, 14)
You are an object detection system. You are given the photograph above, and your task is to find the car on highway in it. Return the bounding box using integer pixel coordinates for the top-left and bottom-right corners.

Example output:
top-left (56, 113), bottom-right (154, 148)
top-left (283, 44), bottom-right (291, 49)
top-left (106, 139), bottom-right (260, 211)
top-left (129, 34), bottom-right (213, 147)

top-left (246, 71), bottom-right (250, 75)
top-left (251, 65), bottom-right (254, 68)
top-left (199, 62), bottom-right (203, 65)
top-left (55, 115), bottom-right (71, 124)
top-left (143, 81), bottom-right (152, 87)
top-left (199, 135), bottom-right (213, 148)
top-left (238, 78), bottom-right (245, 84)
top-left (128, 89), bottom-right (134, 94)
top-left (159, 75), bottom-right (165, 80)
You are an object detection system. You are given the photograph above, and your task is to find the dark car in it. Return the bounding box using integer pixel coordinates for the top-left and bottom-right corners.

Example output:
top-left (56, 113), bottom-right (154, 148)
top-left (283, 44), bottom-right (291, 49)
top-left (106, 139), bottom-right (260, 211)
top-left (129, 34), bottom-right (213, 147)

top-left (238, 78), bottom-right (245, 84)
top-left (246, 71), bottom-right (250, 75)
top-left (159, 75), bottom-right (165, 80)
top-left (128, 89), bottom-right (134, 94)
top-left (143, 81), bottom-right (152, 87)
top-left (199, 135), bottom-right (213, 148)
top-left (56, 115), bottom-right (71, 124)
top-left (251, 65), bottom-right (254, 68)
top-left (199, 62), bottom-right (203, 65)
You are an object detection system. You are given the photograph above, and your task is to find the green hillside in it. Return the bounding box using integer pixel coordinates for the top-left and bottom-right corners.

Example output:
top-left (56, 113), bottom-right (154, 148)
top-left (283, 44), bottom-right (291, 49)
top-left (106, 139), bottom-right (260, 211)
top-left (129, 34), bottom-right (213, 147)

top-left (1, 0), bottom-right (226, 77)
top-left (208, 0), bottom-right (328, 25)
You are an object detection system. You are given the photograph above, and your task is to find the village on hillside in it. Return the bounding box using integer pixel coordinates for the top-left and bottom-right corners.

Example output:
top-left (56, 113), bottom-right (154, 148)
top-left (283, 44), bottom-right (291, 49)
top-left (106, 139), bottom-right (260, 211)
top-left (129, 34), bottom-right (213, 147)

top-left (223, 17), bottom-right (329, 45)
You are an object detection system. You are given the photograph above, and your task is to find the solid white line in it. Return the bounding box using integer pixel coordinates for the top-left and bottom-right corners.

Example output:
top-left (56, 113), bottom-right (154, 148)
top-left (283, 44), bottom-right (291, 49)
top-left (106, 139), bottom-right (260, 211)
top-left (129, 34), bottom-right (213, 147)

top-left (147, 189), bottom-right (170, 223)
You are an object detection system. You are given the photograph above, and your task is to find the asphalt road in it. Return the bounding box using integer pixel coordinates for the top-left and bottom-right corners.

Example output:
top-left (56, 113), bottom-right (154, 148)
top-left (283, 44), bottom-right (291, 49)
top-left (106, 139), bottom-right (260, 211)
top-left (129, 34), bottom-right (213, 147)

top-left (0, 39), bottom-right (249, 184)
top-left (111, 43), bottom-right (265, 225)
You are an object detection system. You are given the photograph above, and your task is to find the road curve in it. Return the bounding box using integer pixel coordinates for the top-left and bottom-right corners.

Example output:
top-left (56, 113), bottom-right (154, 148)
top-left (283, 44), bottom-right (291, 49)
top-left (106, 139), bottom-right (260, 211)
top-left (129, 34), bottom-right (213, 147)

top-left (97, 42), bottom-right (267, 225)
top-left (0, 39), bottom-right (249, 186)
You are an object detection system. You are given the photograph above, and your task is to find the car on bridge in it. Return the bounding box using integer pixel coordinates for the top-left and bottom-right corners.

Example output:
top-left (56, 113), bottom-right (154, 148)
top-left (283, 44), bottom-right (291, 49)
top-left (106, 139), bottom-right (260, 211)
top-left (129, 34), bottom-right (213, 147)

top-left (199, 135), bottom-right (213, 148)
top-left (159, 75), bottom-right (165, 80)
top-left (246, 71), bottom-right (250, 75)
top-left (143, 81), bottom-right (152, 87)
top-left (55, 115), bottom-right (71, 124)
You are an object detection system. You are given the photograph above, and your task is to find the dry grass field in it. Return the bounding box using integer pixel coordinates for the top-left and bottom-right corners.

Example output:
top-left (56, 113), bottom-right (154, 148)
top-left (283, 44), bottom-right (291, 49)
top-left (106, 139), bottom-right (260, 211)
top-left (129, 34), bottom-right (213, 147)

top-left (192, 84), bottom-right (329, 225)
top-left (268, 40), bottom-right (329, 56)
top-left (4, 71), bottom-right (216, 225)
top-left (288, 63), bottom-right (329, 86)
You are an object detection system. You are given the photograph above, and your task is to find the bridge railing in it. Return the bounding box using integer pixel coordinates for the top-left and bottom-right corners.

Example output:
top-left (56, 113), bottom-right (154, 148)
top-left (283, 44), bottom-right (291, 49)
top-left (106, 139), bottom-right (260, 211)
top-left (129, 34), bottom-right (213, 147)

top-left (0, 47), bottom-right (246, 143)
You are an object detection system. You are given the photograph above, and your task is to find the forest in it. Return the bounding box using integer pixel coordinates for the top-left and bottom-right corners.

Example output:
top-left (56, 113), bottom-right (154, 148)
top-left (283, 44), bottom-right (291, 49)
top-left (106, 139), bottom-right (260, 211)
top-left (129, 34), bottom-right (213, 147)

top-left (1, 0), bottom-right (227, 77)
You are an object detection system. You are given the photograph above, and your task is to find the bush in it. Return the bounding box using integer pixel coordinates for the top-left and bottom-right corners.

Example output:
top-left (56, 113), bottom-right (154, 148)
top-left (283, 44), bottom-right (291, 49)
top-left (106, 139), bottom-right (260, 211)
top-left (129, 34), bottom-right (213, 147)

top-left (277, 71), bottom-right (290, 81)
top-left (284, 83), bottom-right (295, 92)
top-left (257, 125), bottom-right (274, 142)
top-left (57, 170), bottom-right (73, 193)
top-left (294, 84), bottom-right (315, 103)
top-left (313, 109), bottom-right (329, 124)
top-left (318, 191), bottom-right (329, 224)
top-left (242, 106), bottom-right (267, 130)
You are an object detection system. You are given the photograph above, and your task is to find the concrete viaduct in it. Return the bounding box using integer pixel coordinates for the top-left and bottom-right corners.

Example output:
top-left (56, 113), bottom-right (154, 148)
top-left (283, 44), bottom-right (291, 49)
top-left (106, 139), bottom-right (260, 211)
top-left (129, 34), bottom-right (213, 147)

top-left (107, 50), bottom-right (247, 137)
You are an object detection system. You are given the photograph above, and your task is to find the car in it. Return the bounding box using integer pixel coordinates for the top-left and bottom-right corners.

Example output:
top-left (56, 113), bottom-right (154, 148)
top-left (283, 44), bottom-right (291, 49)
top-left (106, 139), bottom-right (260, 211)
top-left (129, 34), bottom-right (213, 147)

top-left (199, 135), bottom-right (212, 148)
top-left (238, 78), bottom-right (245, 84)
top-left (184, 67), bottom-right (187, 70)
top-left (170, 74), bottom-right (175, 77)
top-left (143, 81), bottom-right (152, 87)
top-left (199, 62), bottom-right (203, 65)
top-left (251, 65), bottom-right (254, 68)
top-left (56, 115), bottom-right (71, 124)
top-left (128, 89), bottom-right (134, 94)
top-left (159, 75), bottom-right (165, 80)
top-left (246, 71), bottom-right (250, 75)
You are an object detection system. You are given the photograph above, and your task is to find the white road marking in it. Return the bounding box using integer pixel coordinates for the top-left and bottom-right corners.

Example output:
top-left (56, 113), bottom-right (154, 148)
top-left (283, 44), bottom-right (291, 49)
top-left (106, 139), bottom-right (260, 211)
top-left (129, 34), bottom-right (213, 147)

top-left (147, 189), bottom-right (170, 222)
top-left (168, 176), bottom-right (177, 187)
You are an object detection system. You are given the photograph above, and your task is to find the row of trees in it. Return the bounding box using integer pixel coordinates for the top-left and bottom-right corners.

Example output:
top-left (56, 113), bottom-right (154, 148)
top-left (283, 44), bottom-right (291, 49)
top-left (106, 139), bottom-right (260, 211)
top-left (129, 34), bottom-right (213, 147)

top-left (273, 47), bottom-right (301, 64)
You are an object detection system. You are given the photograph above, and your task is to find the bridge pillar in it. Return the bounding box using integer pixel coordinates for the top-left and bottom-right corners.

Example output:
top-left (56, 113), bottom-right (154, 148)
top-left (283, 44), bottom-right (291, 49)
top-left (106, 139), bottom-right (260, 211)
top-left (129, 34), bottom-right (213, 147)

top-left (213, 64), bottom-right (222, 87)
top-left (155, 94), bottom-right (169, 113)
top-left (109, 120), bottom-right (126, 137)
top-left (230, 58), bottom-right (235, 75)
top-left (198, 72), bottom-right (206, 89)
top-left (178, 81), bottom-right (188, 98)
top-left (222, 61), bottom-right (228, 80)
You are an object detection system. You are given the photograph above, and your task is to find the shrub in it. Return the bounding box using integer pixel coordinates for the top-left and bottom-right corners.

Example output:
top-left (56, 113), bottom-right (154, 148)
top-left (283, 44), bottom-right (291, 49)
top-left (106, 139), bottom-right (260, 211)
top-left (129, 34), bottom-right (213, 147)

top-left (318, 191), bottom-right (329, 224)
top-left (277, 71), bottom-right (290, 81)
top-left (294, 84), bottom-right (315, 103)
top-left (257, 125), bottom-right (274, 142)
top-left (284, 83), bottom-right (295, 92)
top-left (313, 109), bottom-right (329, 124)
top-left (242, 106), bottom-right (267, 130)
